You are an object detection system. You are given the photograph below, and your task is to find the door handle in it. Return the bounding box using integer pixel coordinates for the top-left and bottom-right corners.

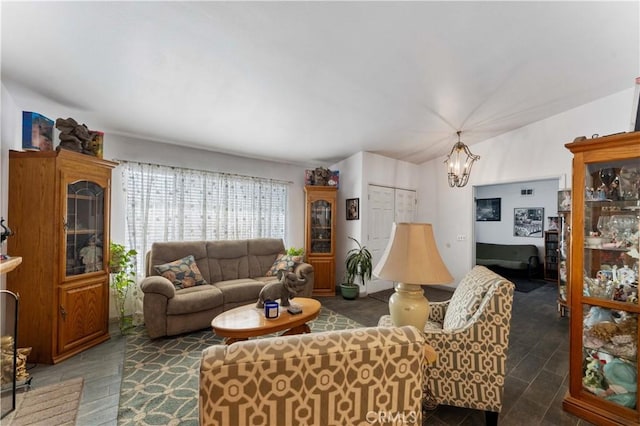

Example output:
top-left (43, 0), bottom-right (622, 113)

top-left (60, 305), bottom-right (67, 320)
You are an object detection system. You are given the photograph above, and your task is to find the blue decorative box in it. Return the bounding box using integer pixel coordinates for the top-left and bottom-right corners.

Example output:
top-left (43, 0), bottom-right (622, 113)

top-left (22, 111), bottom-right (54, 151)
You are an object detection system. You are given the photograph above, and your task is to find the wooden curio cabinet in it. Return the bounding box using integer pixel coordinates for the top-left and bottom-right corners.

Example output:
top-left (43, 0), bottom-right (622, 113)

top-left (304, 186), bottom-right (337, 296)
top-left (563, 132), bottom-right (640, 425)
top-left (7, 149), bottom-right (117, 364)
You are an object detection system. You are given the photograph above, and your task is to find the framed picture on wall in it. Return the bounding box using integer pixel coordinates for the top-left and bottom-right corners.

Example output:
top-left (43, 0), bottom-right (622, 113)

top-left (476, 198), bottom-right (501, 221)
top-left (547, 216), bottom-right (560, 231)
top-left (514, 207), bottom-right (544, 237)
top-left (346, 198), bottom-right (359, 220)
top-left (558, 189), bottom-right (571, 212)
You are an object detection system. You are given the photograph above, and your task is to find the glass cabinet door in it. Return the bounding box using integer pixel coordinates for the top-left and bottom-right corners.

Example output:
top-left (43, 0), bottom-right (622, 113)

top-left (580, 158), bottom-right (640, 410)
top-left (65, 180), bottom-right (105, 276)
top-left (309, 199), bottom-right (332, 254)
top-left (557, 213), bottom-right (571, 316)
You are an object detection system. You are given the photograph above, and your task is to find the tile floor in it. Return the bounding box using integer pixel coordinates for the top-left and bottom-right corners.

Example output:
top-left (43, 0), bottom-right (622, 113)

top-left (11, 279), bottom-right (596, 425)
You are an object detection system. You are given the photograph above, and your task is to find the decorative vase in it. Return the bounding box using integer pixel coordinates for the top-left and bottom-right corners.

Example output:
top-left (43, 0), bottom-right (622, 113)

top-left (339, 284), bottom-right (359, 300)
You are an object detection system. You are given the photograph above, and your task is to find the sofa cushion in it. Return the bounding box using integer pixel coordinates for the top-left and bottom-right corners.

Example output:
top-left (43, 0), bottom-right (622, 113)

top-left (206, 241), bottom-right (250, 282)
top-left (215, 279), bottom-right (266, 304)
top-left (154, 255), bottom-right (208, 289)
top-left (247, 238), bottom-right (286, 277)
top-left (265, 253), bottom-right (303, 276)
top-left (443, 266), bottom-right (496, 330)
top-left (167, 285), bottom-right (224, 315)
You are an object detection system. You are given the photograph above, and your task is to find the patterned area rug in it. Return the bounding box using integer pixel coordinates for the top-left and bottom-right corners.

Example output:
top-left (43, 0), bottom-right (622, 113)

top-left (118, 307), bottom-right (362, 425)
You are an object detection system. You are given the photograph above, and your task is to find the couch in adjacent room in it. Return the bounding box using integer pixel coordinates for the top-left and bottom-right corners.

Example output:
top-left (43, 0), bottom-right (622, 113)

top-left (140, 238), bottom-right (314, 338)
top-left (475, 241), bottom-right (540, 278)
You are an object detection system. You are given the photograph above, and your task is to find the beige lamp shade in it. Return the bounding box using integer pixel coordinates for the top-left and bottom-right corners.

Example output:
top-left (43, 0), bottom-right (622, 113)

top-left (373, 222), bottom-right (453, 330)
top-left (373, 223), bottom-right (453, 285)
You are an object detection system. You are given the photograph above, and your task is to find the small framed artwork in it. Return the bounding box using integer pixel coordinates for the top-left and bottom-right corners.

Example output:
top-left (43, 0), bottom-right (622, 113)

top-left (514, 207), bottom-right (544, 237)
top-left (558, 189), bottom-right (571, 212)
top-left (547, 216), bottom-right (560, 231)
top-left (476, 198), bottom-right (501, 221)
top-left (346, 198), bottom-right (359, 220)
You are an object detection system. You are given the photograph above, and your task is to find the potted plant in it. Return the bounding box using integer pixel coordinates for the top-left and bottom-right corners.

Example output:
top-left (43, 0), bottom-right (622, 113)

top-left (109, 242), bottom-right (138, 334)
top-left (340, 237), bottom-right (373, 300)
top-left (286, 247), bottom-right (305, 257)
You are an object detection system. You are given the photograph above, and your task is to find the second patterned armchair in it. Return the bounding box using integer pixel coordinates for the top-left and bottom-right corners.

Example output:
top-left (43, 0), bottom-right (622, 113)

top-left (379, 265), bottom-right (515, 425)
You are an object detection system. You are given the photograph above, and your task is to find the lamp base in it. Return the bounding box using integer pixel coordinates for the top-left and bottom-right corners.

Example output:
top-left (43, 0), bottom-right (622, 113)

top-left (388, 282), bottom-right (430, 331)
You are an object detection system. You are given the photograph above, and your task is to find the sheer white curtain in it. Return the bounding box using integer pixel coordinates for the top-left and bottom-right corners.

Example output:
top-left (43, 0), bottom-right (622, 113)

top-left (121, 161), bottom-right (289, 323)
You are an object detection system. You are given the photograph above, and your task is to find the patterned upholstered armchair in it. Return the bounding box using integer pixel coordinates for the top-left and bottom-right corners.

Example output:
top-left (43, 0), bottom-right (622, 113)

top-left (199, 326), bottom-right (427, 425)
top-left (379, 266), bottom-right (515, 425)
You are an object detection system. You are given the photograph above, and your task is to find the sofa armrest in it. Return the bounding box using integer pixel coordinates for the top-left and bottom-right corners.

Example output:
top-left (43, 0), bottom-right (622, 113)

top-left (140, 275), bottom-right (176, 299)
top-left (293, 262), bottom-right (314, 297)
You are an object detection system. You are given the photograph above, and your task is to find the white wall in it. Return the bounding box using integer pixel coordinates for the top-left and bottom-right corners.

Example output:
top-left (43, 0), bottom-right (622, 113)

top-left (332, 152), bottom-right (420, 294)
top-left (422, 88), bottom-right (635, 286)
top-left (331, 151), bottom-right (363, 290)
top-left (1, 84), bottom-right (21, 294)
top-left (475, 178), bottom-right (560, 259)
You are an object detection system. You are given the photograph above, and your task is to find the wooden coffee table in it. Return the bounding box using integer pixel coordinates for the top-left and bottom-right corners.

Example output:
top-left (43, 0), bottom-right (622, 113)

top-left (211, 297), bottom-right (321, 345)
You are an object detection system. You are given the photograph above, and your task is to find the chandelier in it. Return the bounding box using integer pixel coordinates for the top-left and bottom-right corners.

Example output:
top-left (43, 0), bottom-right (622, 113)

top-left (444, 131), bottom-right (480, 188)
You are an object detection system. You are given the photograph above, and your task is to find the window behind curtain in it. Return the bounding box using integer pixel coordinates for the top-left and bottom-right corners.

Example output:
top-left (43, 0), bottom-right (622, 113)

top-left (121, 161), bottom-right (288, 277)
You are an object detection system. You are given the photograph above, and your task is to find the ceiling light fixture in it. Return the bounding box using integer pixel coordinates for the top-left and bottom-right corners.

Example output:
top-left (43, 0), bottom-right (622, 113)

top-left (444, 131), bottom-right (480, 188)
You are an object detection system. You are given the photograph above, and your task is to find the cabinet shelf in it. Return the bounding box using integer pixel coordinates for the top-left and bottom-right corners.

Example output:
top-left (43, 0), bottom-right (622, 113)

top-left (67, 194), bottom-right (96, 201)
top-left (584, 246), bottom-right (629, 252)
top-left (67, 229), bottom-right (99, 235)
top-left (0, 256), bottom-right (22, 274)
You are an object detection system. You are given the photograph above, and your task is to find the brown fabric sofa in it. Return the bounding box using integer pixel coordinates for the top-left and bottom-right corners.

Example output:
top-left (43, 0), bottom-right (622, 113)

top-left (140, 238), bottom-right (314, 338)
top-left (199, 326), bottom-right (426, 425)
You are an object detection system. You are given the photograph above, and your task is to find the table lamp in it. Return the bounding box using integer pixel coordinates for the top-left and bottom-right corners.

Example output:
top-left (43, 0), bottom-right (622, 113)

top-left (373, 223), bottom-right (453, 330)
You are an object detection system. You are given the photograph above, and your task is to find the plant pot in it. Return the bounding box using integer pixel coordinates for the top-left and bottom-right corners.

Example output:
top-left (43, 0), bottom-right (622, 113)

top-left (339, 283), bottom-right (359, 300)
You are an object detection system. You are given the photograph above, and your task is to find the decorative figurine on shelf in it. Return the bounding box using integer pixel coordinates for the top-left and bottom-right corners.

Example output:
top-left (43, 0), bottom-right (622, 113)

top-left (256, 270), bottom-right (307, 309)
top-left (55, 117), bottom-right (102, 157)
top-left (79, 235), bottom-right (103, 273)
top-left (0, 217), bottom-right (13, 260)
top-left (312, 167), bottom-right (332, 186)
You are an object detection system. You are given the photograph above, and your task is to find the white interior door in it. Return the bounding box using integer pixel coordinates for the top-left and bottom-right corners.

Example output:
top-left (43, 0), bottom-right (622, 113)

top-left (395, 188), bottom-right (416, 223)
top-left (368, 185), bottom-right (395, 271)
top-left (366, 185), bottom-right (417, 294)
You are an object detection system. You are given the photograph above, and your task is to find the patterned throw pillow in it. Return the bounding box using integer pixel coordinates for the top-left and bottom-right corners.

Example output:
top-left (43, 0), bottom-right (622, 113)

top-left (442, 266), bottom-right (496, 330)
top-left (265, 254), bottom-right (303, 277)
top-left (154, 255), bottom-right (208, 289)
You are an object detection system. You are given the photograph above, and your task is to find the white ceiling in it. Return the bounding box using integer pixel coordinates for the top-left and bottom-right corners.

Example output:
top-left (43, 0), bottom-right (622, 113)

top-left (2, 1), bottom-right (638, 166)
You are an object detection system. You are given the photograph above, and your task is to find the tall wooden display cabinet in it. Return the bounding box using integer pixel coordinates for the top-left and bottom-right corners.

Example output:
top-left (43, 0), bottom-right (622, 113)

top-left (7, 149), bottom-right (117, 364)
top-left (563, 132), bottom-right (640, 424)
top-left (304, 186), bottom-right (337, 296)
